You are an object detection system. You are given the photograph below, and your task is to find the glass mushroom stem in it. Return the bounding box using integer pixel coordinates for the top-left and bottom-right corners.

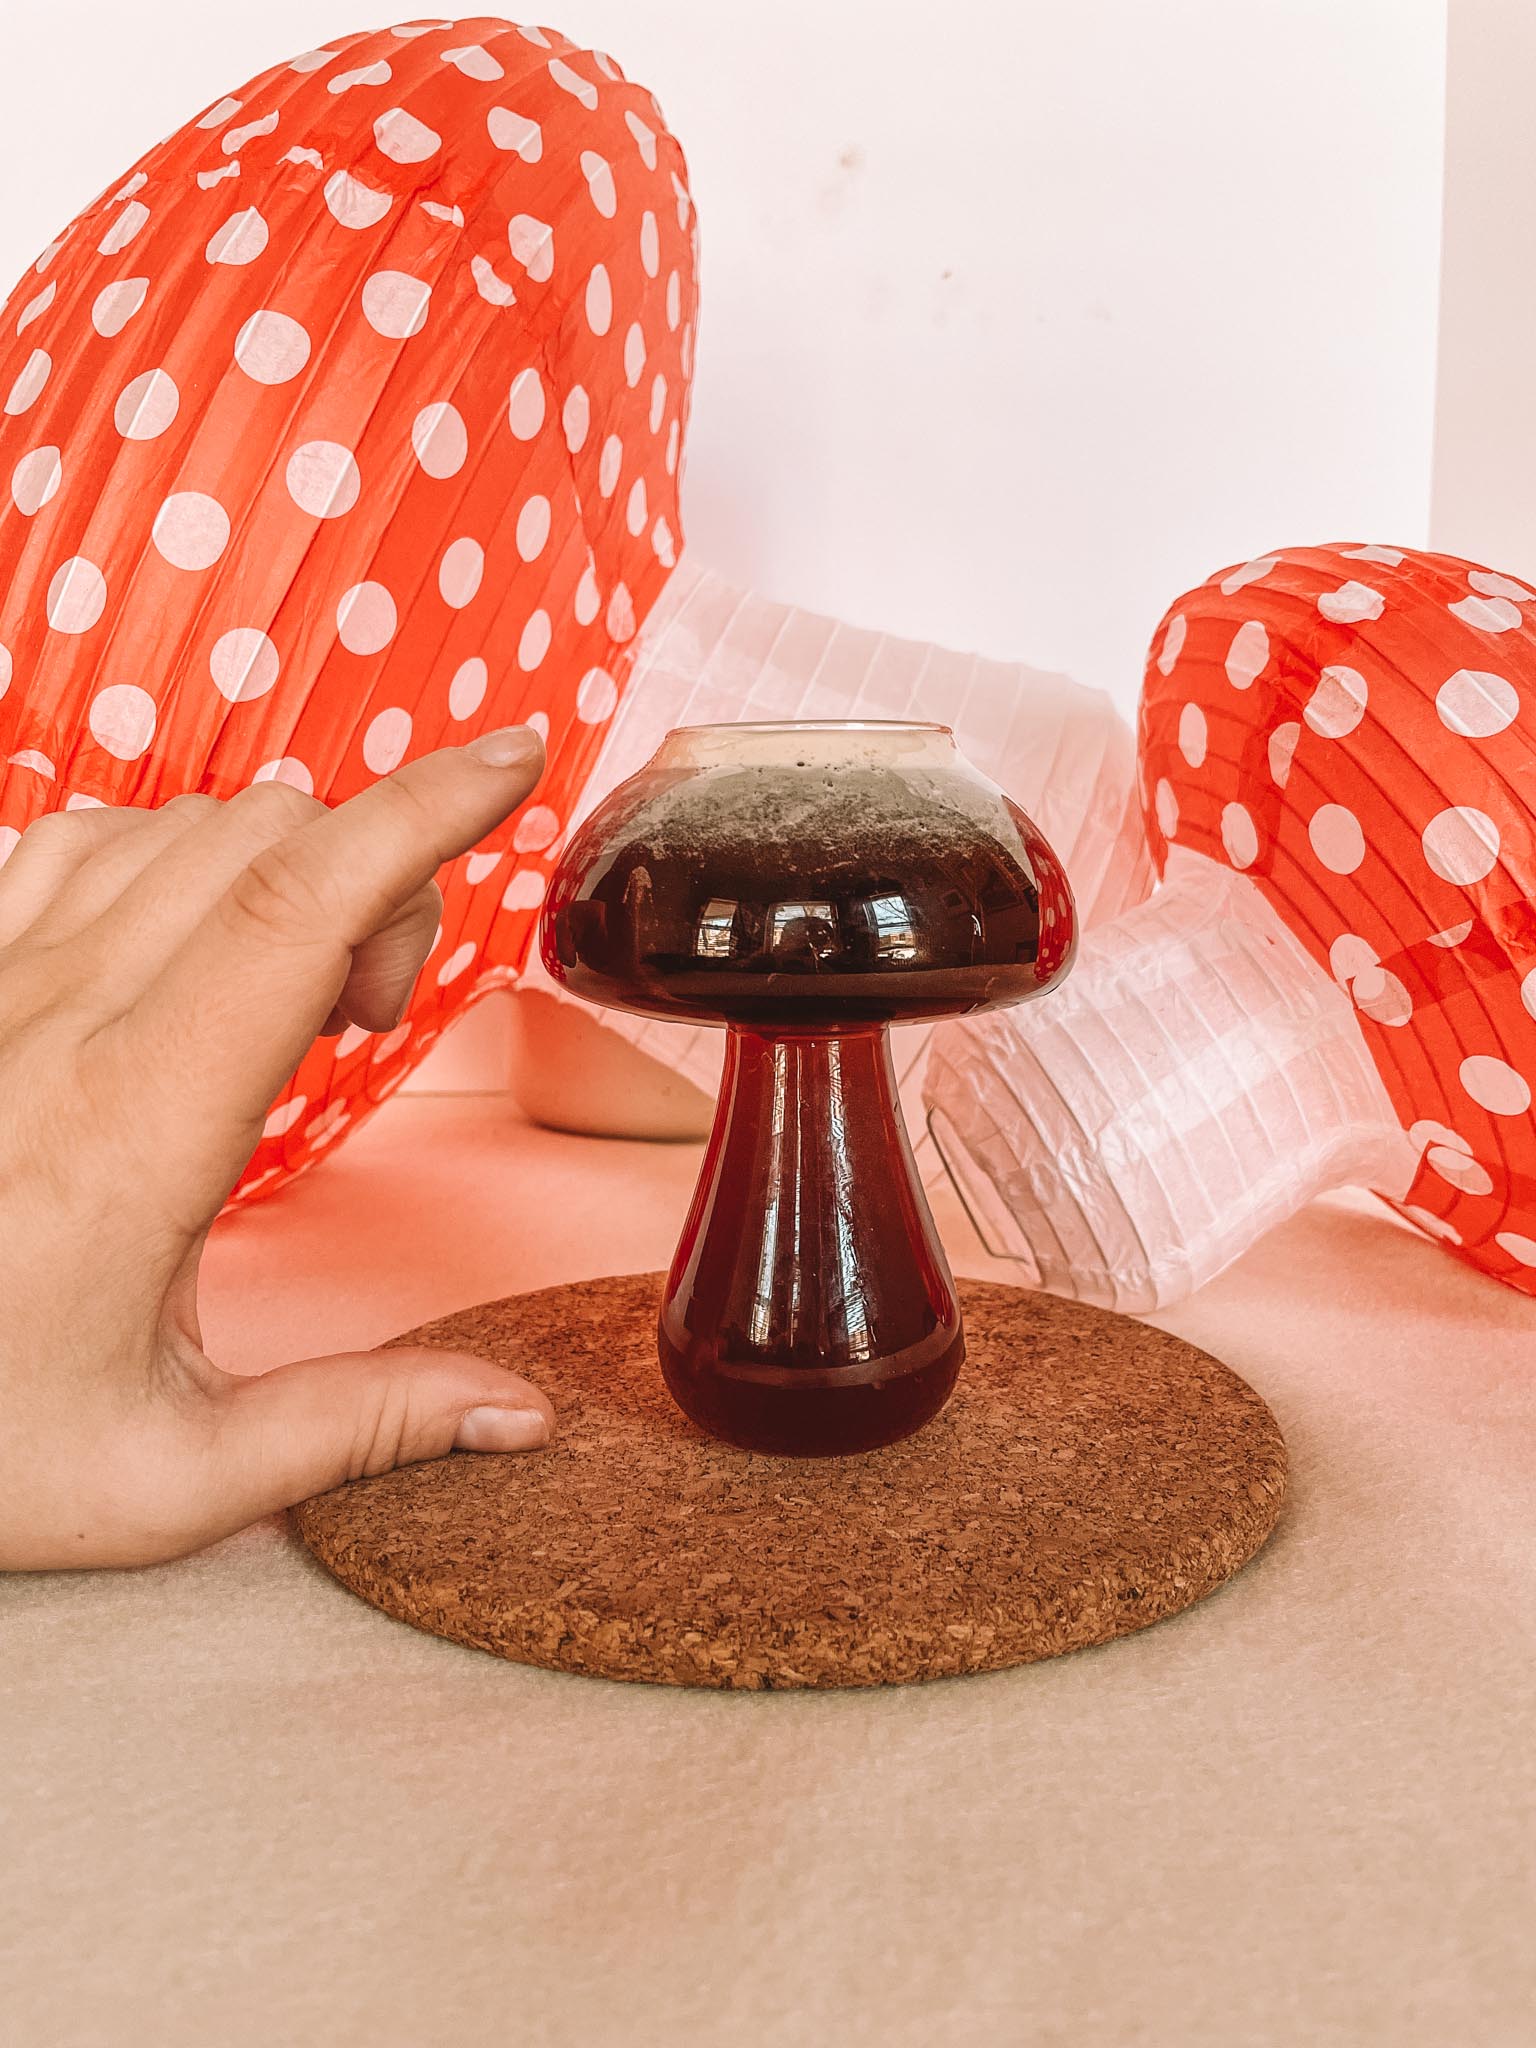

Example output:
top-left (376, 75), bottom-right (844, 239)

top-left (661, 1022), bottom-right (962, 1455)
top-left (541, 720), bottom-right (1076, 1456)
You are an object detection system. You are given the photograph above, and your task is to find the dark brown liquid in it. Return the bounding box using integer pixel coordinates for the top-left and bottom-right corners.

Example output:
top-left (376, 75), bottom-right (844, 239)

top-left (659, 1025), bottom-right (962, 1454)
top-left (542, 760), bottom-right (1074, 1028)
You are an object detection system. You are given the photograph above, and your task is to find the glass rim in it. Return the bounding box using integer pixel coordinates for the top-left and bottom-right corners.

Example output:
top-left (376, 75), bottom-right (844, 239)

top-left (665, 718), bottom-right (955, 738)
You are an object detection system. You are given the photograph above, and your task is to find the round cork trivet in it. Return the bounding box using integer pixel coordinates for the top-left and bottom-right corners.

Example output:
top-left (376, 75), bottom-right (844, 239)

top-left (295, 1274), bottom-right (1286, 1689)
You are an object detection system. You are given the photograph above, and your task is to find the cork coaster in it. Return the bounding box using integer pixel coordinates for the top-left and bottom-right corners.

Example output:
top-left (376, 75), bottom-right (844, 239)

top-left (295, 1274), bottom-right (1287, 1689)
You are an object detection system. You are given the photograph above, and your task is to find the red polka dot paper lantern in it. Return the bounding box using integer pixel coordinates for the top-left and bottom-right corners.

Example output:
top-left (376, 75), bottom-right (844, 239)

top-left (923, 541), bottom-right (1536, 1308)
top-left (0, 17), bottom-right (696, 1198)
top-left (1140, 542), bottom-right (1536, 1290)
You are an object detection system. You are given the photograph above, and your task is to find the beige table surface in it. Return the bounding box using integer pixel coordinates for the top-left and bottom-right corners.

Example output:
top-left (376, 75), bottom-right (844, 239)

top-left (3, 1038), bottom-right (1535, 2048)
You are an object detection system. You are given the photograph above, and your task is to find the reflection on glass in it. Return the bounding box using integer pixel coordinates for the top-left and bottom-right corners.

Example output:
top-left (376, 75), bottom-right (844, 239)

top-left (694, 897), bottom-right (739, 959)
top-left (824, 1039), bottom-right (872, 1360)
top-left (862, 892), bottom-right (919, 962)
top-left (749, 1039), bottom-right (791, 1350)
top-left (767, 900), bottom-right (839, 961)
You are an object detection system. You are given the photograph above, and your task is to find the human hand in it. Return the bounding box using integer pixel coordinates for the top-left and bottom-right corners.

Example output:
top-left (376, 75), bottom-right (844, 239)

top-left (0, 728), bottom-right (555, 1570)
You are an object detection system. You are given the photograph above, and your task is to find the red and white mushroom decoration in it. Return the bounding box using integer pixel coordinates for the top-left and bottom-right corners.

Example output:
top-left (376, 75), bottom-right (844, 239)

top-left (0, 16), bottom-right (696, 1198)
top-left (924, 542), bottom-right (1536, 1308)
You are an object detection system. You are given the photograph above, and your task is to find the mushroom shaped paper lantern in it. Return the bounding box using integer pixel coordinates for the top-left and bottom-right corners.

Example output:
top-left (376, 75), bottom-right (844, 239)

top-left (924, 542), bottom-right (1536, 1308)
top-left (0, 17), bottom-right (696, 1198)
top-left (511, 561), bottom-right (1156, 1152)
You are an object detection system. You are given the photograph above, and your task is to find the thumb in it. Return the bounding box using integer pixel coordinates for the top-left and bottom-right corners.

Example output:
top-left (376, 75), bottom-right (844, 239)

top-left (210, 1345), bottom-right (555, 1524)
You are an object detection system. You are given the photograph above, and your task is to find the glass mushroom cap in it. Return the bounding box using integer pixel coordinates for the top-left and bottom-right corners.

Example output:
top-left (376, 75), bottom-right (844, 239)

top-left (541, 720), bottom-right (1076, 1028)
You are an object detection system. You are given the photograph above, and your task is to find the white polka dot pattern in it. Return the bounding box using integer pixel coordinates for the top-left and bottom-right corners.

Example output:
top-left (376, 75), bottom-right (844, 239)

top-left (1436, 669), bottom-right (1518, 737)
top-left (88, 683), bottom-right (157, 760)
top-left (1153, 777), bottom-right (1178, 841)
top-left (1460, 1055), bottom-right (1530, 1116)
top-left (563, 385), bottom-right (591, 451)
top-left (206, 207), bottom-right (269, 265)
top-left (374, 108), bottom-right (441, 162)
top-left (324, 171), bottom-right (392, 230)
top-left (1304, 666), bottom-right (1367, 738)
top-left (488, 107), bottom-right (541, 159)
top-left (362, 706), bottom-right (412, 773)
top-left (1218, 556), bottom-right (1277, 596)
top-left (586, 264), bottom-right (613, 335)
top-left (209, 627), bottom-right (279, 701)
top-left (501, 868), bottom-right (546, 911)
top-left (0, 16), bottom-right (696, 1201)
top-left (1224, 620), bottom-right (1268, 690)
top-left (1449, 594), bottom-right (1520, 633)
top-left (516, 495), bottom-right (551, 561)
top-left (152, 493), bottom-right (230, 570)
top-left (438, 538), bottom-right (483, 609)
top-left (1176, 702), bottom-right (1206, 767)
top-left (436, 940), bottom-right (476, 985)
top-left (234, 310), bottom-right (312, 384)
top-left (507, 367), bottom-right (544, 439)
top-left (471, 255), bottom-right (516, 306)
top-left (576, 666), bottom-right (617, 722)
top-left (335, 581), bottom-right (397, 656)
top-left (1316, 581), bottom-right (1383, 624)
top-left (411, 401), bottom-right (467, 478)
top-left (45, 557), bottom-right (107, 634)
top-left (4, 350), bottom-right (51, 415)
top-left (518, 609), bottom-right (552, 670)
top-left (512, 804), bottom-right (560, 853)
top-left (114, 369), bottom-right (180, 440)
top-left (1421, 806), bottom-right (1500, 886)
top-left (448, 657), bottom-right (488, 719)
top-left (253, 756), bottom-right (313, 794)
top-left (361, 271), bottom-right (431, 338)
top-left (1308, 803), bottom-right (1365, 875)
top-left (1267, 721), bottom-right (1299, 787)
top-left (507, 214), bottom-right (554, 281)
top-left (1219, 801), bottom-right (1257, 870)
top-left (91, 278), bottom-right (149, 337)
top-left (1140, 541), bottom-right (1536, 1294)
top-left (285, 441), bottom-right (361, 518)
top-left (10, 447), bottom-right (62, 516)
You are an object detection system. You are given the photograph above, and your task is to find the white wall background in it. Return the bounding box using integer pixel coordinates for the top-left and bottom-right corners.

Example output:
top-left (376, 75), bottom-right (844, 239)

top-left (1432, 0), bottom-right (1536, 579)
top-left (0, 1), bottom-right (1448, 719)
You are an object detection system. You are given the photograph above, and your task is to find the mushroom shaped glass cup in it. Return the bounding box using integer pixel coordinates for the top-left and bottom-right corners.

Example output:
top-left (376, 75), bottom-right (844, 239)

top-left (540, 719), bottom-right (1077, 1454)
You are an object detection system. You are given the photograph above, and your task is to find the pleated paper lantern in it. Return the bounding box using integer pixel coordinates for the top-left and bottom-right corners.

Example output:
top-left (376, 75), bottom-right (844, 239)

top-left (924, 542), bottom-right (1536, 1307)
top-left (514, 561), bottom-right (1156, 1160)
top-left (0, 17), bottom-right (696, 1198)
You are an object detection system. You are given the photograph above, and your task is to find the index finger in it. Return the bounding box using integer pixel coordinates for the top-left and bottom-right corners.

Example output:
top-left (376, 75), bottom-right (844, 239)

top-left (123, 727), bottom-right (546, 1137)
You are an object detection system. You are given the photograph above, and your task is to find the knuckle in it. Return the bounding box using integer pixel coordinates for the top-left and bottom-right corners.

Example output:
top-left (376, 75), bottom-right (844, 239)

top-left (227, 838), bottom-right (339, 940)
top-left (159, 792), bottom-right (220, 823)
top-left (368, 771), bottom-right (439, 845)
top-left (352, 1372), bottom-right (419, 1480)
top-left (19, 809), bottom-right (94, 858)
top-left (228, 780), bottom-right (325, 836)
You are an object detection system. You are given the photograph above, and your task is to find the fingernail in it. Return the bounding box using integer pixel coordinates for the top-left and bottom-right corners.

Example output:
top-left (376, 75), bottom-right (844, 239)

top-left (455, 1405), bottom-right (551, 1453)
top-left (467, 725), bottom-right (543, 769)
